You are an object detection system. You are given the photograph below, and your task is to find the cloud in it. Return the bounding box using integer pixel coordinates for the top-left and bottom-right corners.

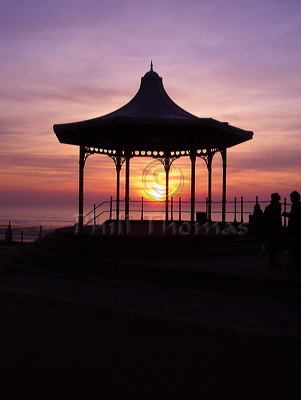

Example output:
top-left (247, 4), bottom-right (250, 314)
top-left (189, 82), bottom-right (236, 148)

top-left (0, 0), bottom-right (301, 210)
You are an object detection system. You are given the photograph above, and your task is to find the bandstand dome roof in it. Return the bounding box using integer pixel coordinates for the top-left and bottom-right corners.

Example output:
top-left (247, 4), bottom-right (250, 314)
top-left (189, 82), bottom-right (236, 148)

top-left (54, 65), bottom-right (253, 153)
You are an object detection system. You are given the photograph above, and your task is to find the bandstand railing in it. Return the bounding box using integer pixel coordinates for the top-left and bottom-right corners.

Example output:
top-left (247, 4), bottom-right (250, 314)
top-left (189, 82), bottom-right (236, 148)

top-left (83, 196), bottom-right (290, 227)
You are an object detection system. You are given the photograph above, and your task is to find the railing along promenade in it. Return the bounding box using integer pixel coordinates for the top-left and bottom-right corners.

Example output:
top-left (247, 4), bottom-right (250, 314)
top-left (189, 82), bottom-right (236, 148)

top-left (84, 196), bottom-right (290, 227)
top-left (0, 224), bottom-right (46, 243)
top-left (1, 197), bottom-right (290, 242)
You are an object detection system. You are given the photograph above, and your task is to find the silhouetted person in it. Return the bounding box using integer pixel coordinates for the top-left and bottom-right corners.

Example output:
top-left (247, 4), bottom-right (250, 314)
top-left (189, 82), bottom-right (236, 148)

top-left (263, 193), bottom-right (282, 268)
top-left (249, 203), bottom-right (264, 232)
top-left (5, 221), bottom-right (12, 242)
top-left (282, 191), bottom-right (301, 270)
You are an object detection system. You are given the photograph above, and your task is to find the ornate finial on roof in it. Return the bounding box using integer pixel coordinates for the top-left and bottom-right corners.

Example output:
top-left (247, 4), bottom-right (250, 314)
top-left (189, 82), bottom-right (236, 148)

top-left (150, 60), bottom-right (153, 71)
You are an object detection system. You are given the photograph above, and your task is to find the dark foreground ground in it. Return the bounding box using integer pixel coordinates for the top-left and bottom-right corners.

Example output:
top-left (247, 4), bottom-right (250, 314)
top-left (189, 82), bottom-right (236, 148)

top-left (1, 288), bottom-right (301, 400)
top-left (0, 244), bottom-right (301, 399)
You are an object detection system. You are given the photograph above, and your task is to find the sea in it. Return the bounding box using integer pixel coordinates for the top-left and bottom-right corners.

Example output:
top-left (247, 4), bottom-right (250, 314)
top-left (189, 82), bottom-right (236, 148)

top-left (0, 204), bottom-right (78, 242)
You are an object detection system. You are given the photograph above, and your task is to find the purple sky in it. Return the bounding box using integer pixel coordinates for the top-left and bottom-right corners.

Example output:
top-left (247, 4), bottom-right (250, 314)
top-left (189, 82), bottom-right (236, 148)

top-left (1, 0), bottom-right (301, 209)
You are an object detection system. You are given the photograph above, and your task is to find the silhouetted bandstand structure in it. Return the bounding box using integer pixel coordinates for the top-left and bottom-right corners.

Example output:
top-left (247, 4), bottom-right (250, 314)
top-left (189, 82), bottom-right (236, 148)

top-left (54, 63), bottom-right (253, 230)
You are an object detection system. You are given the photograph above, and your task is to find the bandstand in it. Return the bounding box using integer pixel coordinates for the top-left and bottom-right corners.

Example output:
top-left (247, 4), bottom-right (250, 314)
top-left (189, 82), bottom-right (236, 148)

top-left (54, 63), bottom-right (253, 229)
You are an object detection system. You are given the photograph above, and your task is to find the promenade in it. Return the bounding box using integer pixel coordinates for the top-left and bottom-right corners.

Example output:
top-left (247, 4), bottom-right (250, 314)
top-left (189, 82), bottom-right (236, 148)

top-left (0, 242), bottom-right (301, 399)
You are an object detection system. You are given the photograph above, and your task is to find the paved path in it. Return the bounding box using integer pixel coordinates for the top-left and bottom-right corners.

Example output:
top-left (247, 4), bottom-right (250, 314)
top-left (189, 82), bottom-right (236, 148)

top-left (1, 246), bottom-right (301, 399)
top-left (0, 247), bottom-right (301, 336)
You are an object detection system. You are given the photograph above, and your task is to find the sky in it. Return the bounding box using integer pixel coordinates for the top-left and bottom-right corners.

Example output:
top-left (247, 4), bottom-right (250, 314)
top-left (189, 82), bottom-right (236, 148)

top-left (1, 0), bottom-right (301, 216)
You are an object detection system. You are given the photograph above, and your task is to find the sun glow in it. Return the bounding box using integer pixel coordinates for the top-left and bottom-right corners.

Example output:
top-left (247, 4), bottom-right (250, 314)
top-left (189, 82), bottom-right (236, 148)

top-left (147, 187), bottom-right (165, 201)
top-left (141, 160), bottom-right (185, 201)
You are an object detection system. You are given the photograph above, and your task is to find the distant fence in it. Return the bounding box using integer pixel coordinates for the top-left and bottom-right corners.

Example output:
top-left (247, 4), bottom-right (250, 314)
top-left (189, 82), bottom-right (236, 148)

top-left (83, 196), bottom-right (290, 227)
top-left (0, 224), bottom-right (54, 243)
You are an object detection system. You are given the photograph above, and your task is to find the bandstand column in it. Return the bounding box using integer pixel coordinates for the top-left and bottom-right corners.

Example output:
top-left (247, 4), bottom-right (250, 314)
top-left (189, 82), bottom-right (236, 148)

top-left (190, 150), bottom-right (196, 223)
top-left (207, 151), bottom-right (213, 222)
top-left (125, 151), bottom-right (131, 219)
top-left (115, 155), bottom-right (122, 220)
top-left (78, 145), bottom-right (85, 229)
top-left (221, 148), bottom-right (227, 224)
top-left (164, 158), bottom-right (170, 221)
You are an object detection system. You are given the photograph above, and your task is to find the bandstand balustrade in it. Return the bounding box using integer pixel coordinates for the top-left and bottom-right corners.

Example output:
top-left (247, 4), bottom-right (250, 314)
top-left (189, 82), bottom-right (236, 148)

top-left (82, 196), bottom-right (289, 228)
